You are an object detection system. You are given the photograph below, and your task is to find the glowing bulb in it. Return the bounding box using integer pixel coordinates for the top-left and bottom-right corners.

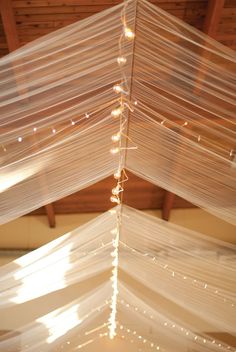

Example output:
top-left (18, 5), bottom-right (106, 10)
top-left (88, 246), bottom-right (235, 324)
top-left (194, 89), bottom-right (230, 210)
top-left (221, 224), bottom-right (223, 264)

top-left (52, 128), bottom-right (56, 134)
top-left (33, 127), bottom-right (37, 132)
top-left (111, 107), bottom-right (123, 117)
top-left (111, 228), bottom-right (118, 235)
top-left (71, 120), bottom-right (75, 126)
top-left (85, 113), bottom-right (90, 118)
top-left (117, 56), bottom-right (127, 65)
top-left (111, 133), bottom-right (121, 142)
top-left (134, 100), bottom-right (138, 105)
top-left (124, 27), bottom-right (135, 39)
top-left (18, 137), bottom-right (22, 142)
top-left (114, 171), bottom-right (121, 179)
top-left (113, 85), bottom-right (123, 93)
top-left (110, 147), bottom-right (120, 154)
top-left (112, 187), bottom-right (120, 195)
top-left (182, 121), bottom-right (188, 126)
top-left (110, 195), bottom-right (120, 204)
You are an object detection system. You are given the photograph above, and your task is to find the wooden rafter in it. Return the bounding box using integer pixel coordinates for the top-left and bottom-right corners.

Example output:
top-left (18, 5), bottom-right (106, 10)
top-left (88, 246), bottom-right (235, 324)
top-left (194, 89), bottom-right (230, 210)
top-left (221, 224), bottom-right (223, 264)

top-left (203, 0), bottom-right (225, 38)
top-left (45, 204), bottom-right (56, 228)
top-left (162, 191), bottom-right (175, 221)
top-left (0, 0), bottom-right (19, 52)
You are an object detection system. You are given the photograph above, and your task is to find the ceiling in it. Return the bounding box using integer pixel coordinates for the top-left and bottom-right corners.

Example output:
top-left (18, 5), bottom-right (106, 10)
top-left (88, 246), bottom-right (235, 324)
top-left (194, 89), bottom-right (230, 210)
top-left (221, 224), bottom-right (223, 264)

top-left (0, 0), bottom-right (235, 227)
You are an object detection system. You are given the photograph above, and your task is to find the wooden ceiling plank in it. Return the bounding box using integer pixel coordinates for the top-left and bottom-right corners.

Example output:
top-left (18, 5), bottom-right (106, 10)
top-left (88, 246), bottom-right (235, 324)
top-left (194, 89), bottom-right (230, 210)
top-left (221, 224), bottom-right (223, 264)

top-left (0, 0), bottom-right (20, 52)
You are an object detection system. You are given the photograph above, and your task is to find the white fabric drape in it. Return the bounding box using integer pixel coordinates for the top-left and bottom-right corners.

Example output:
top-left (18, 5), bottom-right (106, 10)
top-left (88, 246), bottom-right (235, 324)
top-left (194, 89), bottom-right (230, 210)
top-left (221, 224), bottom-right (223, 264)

top-left (0, 0), bottom-right (235, 224)
top-left (0, 205), bottom-right (235, 351)
top-left (0, 0), bottom-right (235, 350)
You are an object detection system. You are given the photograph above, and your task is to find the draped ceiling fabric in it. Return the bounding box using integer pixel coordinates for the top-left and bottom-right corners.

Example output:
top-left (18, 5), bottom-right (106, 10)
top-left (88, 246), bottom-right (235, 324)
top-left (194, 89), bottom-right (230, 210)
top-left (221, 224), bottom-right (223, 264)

top-left (0, 0), bottom-right (235, 224)
top-left (0, 0), bottom-right (235, 351)
top-left (0, 205), bottom-right (235, 351)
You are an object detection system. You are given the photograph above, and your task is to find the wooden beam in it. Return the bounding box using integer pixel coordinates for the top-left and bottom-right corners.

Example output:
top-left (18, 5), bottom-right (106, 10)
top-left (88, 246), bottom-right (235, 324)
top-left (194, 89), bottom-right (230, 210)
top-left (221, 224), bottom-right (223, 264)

top-left (162, 191), bottom-right (175, 221)
top-left (45, 203), bottom-right (56, 228)
top-left (203, 0), bottom-right (225, 38)
top-left (0, 0), bottom-right (20, 52)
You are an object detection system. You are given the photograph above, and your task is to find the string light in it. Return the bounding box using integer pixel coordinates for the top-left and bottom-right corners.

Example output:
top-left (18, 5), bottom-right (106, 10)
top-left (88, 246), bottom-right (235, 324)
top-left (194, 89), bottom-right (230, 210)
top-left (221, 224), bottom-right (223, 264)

top-left (18, 137), bottom-right (23, 142)
top-left (111, 107), bottom-right (123, 117)
top-left (108, 4), bottom-right (137, 341)
top-left (33, 127), bottom-right (37, 132)
top-left (120, 241), bottom-right (235, 307)
top-left (85, 113), bottom-right (90, 118)
top-left (117, 56), bottom-right (127, 65)
top-left (111, 133), bottom-right (121, 142)
top-left (114, 170), bottom-right (121, 179)
top-left (110, 147), bottom-right (120, 155)
top-left (118, 302), bottom-right (235, 352)
top-left (110, 195), bottom-right (120, 204)
top-left (124, 27), bottom-right (135, 39)
top-left (71, 120), bottom-right (75, 126)
top-left (108, 225), bottom-right (120, 339)
top-left (112, 185), bottom-right (122, 196)
top-left (113, 84), bottom-right (123, 93)
top-left (52, 128), bottom-right (56, 134)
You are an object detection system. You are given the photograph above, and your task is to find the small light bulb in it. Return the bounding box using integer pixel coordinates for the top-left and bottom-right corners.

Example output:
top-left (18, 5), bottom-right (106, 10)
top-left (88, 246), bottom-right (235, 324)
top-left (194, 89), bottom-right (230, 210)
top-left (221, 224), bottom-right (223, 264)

top-left (18, 137), bottom-right (22, 142)
top-left (113, 85), bottom-right (122, 93)
top-left (114, 171), bottom-right (121, 179)
top-left (85, 113), bottom-right (90, 118)
top-left (111, 107), bottom-right (123, 117)
top-left (71, 120), bottom-right (75, 126)
top-left (33, 127), bottom-right (37, 132)
top-left (182, 121), bottom-right (188, 126)
top-left (112, 187), bottom-right (120, 195)
top-left (117, 56), bottom-right (127, 65)
top-left (124, 27), bottom-right (135, 39)
top-left (111, 133), bottom-right (121, 142)
top-left (52, 128), bottom-right (56, 134)
top-left (110, 195), bottom-right (120, 204)
top-left (134, 100), bottom-right (138, 105)
top-left (110, 147), bottom-right (120, 154)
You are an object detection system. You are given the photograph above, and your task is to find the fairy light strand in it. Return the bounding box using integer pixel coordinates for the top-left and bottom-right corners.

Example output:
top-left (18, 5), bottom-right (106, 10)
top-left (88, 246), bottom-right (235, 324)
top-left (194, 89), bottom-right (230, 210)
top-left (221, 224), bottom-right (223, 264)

top-left (118, 302), bottom-right (236, 352)
top-left (120, 241), bottom-right (236, 307)
top-left (108, 0), bottom-right (136, 339)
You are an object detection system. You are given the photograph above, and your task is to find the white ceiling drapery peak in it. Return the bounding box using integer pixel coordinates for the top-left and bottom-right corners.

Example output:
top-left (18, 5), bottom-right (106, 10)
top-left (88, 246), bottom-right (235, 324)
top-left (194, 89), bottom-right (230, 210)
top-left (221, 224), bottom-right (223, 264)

top-left (0, 0), bottom-right (235, 225)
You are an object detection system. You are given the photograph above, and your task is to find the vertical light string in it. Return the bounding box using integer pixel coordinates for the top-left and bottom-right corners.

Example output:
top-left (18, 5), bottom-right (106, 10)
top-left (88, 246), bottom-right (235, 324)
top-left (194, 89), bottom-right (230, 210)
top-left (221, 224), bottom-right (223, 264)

top-left (108, 0), bottom-right (137, 339)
